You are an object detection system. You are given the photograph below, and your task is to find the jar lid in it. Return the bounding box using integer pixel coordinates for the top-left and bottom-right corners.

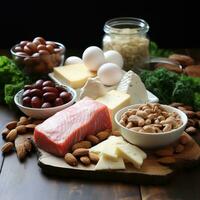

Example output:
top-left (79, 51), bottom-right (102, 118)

top-left (104, 17), bottom-right (149, 35)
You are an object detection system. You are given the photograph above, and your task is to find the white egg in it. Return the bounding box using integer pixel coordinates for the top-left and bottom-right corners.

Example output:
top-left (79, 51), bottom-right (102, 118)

top-left (65, 56), bottom-right (82, 65)
top-left (104, 50), bottom-right (124, 68)
top-left (82, 46), bottom-right (105, 71)
top-left (97, 63), bottom-right (123, 86)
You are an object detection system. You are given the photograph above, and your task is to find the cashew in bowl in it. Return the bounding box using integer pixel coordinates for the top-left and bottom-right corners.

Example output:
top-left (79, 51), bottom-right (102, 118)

top-left (120, 103), bottom-right (183, 133)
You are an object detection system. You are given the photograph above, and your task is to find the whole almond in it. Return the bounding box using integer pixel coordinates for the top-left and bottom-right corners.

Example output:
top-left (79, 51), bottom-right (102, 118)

top-left (185, 126), bottom-right (197, 135)
top-left (175, 144), bottom-right (184, 153)
top-left (17, 116), bottom-right (28, 126)
top-left (169, 54), bottom-right (194, 66)
top-left (24, 139), bottom-right (32, 153)
top-left (85, 135), bottom-right (99, 145)
top-left (64, 153), bottom-right (78, 166)
top-left (16, 144), bottom-right (27, 161)
top-left (25, 124), bottom-right (36, 131)
top-left (96, 131), bottom-right (110, 141)
top-left (196, 111), bottom-right (200, 119)
top-left (72, 141), bottom-right (91, 151)
top-left (16, 125), bottom-right (27, 134)
top-left (80, 156), bottom-right (91, 165)
top-left (1, 128), bottom-right (10, 139)
top-left (6, 129), bottom-right (17, 142)
top-left (179, 134), bottom-right (190, 145)
top-left (187, 119), bottom-right (196, 127)
top-left (183, 105), bottom-right (193, 111)
top-left (89, 152), bottom-right (99, 164)
top-left (155, 146), bottom-right (174, 157)
top-left (6, 121), bottom-right (17, 130)
top-left (72, 148), bottom-right (89, 157)
top-left (111, 130), bottom-right (121, 136)
top-left (183, 110), bottom-right (195, 118)
top-left (1, 142), bottom-right (14, 153)
top-left (158, 156), bottom-right (176, 164)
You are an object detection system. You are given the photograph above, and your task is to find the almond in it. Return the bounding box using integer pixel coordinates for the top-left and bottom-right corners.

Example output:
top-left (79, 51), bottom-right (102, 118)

top-left (157, 156), bottom-right (176, 164)
top-left (1, 128), bottom-right (10, 139)
top-left (6, 121), bottom-right (17, 130)
top-left (170, 102), bottom-right (184, 108)
top-left (96, 130), bottom-right (110, 141)
top-left (71, 141), bottom-right (91, 151)
top-left (25, 124), bottom-right (36, 131)
top-left (185, 126), bottom-right (197, 135)
top-left (85, 135), bottom-right (99, 145)
top-left (89, 152), bottom-right (99, 164)
top-left (155, 146), bottom-right (174, 157)
top-left (175, 144), bottom-right (184, 153)
top-left (184, 65), bottom-right (200, 77)
top-left (24, 139), bottom-right (32, 153)
top-left (183, 110), bottom-right (195, 118)
top-left (1, 142), bottom-right (14, 153)
top-left (6, 129), bottom-right (17, 142)
top-left (16, 125), bottom-right (27, 134)
top-left (169, 54), bottom-right (194, 67)
top-left (72, 148), bottom-right (89, 157)
top-left (16, 144), bottom-right (27, 161)
top-left (64, 153), bottom-right (78, 166)
top-left (196, 111), bottom-right (200, 119)
top-left (179, 134), bottom-right (190, 145)
top-left (111, 130), bottom-right (121, 136)
top-left (80, 156), bottom-right (91, 165)
top-left (17, 116), bottom-right (29, 126)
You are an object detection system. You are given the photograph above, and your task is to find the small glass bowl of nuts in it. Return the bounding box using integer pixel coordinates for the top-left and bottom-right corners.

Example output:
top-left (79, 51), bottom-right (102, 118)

top-left (115, 103), bottom-right (188, 149)
top-left (10, 37), bottom-right (65, 76)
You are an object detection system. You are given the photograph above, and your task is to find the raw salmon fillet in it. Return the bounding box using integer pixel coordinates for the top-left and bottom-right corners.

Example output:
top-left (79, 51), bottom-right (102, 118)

top-left (34, 97), bottom-right (112, 156)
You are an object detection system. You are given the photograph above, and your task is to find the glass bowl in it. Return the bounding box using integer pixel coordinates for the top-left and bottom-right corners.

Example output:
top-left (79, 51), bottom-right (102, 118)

top-left (10, 42), bottom-right (65, 76)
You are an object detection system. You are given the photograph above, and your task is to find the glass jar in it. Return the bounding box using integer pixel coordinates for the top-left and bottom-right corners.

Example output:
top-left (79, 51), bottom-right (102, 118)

top-left (103, 17), bottom-right (150, 71)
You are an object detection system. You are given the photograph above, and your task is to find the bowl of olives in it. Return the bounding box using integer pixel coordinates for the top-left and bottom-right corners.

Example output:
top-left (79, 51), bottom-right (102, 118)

top-left (14, 79), bottom-right (77, 119)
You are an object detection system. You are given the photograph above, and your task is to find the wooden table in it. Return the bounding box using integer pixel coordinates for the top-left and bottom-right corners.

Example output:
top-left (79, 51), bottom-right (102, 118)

top-left (0, 49), bottom-right (200, 200)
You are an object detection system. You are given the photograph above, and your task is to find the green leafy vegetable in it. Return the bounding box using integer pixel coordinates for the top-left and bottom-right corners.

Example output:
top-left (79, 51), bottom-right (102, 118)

top-left (0, 56), bottom-right (30, 107)
top-left (140, 68), bottom-right (200, 110)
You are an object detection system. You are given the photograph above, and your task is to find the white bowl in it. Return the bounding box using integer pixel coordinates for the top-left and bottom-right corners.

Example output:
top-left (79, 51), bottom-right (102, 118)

top-left (14, 86), bottom-right (77, 119)
top-left (115, 104), bottom-right (188, 149)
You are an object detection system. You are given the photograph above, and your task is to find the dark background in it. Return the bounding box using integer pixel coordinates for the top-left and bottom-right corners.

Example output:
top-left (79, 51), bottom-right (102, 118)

top-left (0, 1), bottom-right (199, 52)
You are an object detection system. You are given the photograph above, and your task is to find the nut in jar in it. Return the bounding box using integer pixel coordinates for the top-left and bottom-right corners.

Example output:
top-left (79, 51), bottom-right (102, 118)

top-left (103, 17), bottom-right (150, 71)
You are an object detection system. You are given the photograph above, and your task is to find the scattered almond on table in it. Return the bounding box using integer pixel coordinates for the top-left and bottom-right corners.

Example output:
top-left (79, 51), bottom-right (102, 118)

top-left (170, 102), bottom-right (200, 135)
top-left (1, 116), bottom-right (43, 161)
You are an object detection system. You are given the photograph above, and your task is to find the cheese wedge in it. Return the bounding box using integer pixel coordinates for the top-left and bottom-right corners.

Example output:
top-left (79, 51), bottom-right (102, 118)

top-left (94, 154), bottom-right (125, 170)
top-left (53, 63), bottom-right (96, 89)
top-left (96, 90), bottom-right (130, 129)
top-left (117, 70), bottom-right (148, 104)
top-left (116, 143), bottom-right (147, 169)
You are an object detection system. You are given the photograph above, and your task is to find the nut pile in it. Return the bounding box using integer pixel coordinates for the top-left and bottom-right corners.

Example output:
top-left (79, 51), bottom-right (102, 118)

top-left (120, 103), bottom-right (182, 133)
top-left (11, 37), bottom-right (65, 74)
top-left (64, 130), bottom-right (120, 166)
top-left (22, 79), bottom-right (72, 108)
top-left (155, 133), bottom-right (190, 164)
top-left (170, 102), bottom-right (200, 135)
top-left (1, 116), bottom-right (43, 161)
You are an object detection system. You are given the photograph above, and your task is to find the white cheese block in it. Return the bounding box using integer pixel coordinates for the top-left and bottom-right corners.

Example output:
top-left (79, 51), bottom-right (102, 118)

top-left (94, 154), bottom-right (125, 170)
top-left (96, 90), bottom-right (130, 129)
top-left (79, 77), bottom-right (107, 100)
top-left (116, 143), bottom-right (147, 169)
top-left (117, 70), bottom-right (148, 104)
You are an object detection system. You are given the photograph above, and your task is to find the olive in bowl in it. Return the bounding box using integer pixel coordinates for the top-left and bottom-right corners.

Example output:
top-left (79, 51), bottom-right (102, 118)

top-left (115, 103), bottom-right (188, 149)
top-left (10, 37), bottom-right (65, 75)
top-left (14, 80), bottom-right (76, 119)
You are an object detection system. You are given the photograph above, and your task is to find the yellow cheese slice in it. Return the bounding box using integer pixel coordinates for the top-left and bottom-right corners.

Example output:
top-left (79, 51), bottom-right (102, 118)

top-left (96, 90), bottom-right (130, 129)
top-left (53, 64), bottom-right (96, 89)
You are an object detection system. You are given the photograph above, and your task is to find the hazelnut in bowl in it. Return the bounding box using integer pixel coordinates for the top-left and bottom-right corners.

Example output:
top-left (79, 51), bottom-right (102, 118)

top-left (115, 103), bottom-right (188, 149)
top-left (10, 37), bottom-right (65, 76)
top-left (14, 80), bottom-right (76, 119)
